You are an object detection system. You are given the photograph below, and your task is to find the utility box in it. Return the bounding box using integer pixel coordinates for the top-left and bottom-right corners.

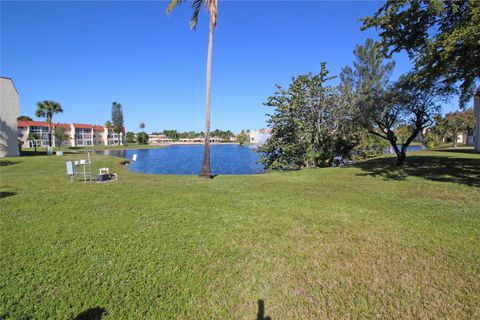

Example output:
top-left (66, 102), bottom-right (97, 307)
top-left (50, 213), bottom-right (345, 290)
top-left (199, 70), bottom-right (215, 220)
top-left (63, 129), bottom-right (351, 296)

top-left (66, 161), bottom-right (74, 175)
top-left (96, 174), bottom-right (109, 182)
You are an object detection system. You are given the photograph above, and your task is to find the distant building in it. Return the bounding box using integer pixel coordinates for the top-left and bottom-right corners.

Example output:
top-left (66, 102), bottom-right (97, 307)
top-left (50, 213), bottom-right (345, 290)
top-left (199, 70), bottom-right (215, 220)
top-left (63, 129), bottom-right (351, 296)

top-left (17, 121), bottom-right (124, 148)
top-left (178, 136), bottom-right (223, 143)
top-left (148, 134), bottom-right (172, 144)
top-left (456, 130), bottom-right (475, 146)
top-left (249, 129), bottom-right (271, 145)
top-left (0, 77), bottom-right (20, 157)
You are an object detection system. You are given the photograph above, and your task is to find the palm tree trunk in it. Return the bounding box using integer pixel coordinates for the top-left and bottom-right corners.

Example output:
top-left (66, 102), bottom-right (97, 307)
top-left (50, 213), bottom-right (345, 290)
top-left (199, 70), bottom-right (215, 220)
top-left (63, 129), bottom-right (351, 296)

top-left (48, 119), bottom-right (52, 147)
top-left (199, 24), bottom-right (214, 178)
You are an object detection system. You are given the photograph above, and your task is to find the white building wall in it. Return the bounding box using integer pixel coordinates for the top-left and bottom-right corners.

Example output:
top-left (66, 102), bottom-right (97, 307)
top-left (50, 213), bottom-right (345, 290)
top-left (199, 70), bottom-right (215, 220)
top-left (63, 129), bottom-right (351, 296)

top-left (0, 78), bottom-right (20, 157)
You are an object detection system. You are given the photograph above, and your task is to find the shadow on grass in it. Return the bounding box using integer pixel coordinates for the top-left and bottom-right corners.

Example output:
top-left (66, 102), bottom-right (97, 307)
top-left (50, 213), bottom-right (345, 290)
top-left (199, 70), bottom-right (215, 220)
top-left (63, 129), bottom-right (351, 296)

top-left (433, 148), bottom-right (477, 154)
top-left (257, 299), bottom-right (272, 320)
top-left (0, 191), bottom-right (17, 199)
top-left (74, 307), bottom-right (106, 320)
top-left (355, 155), bottom-right (480, 187)
top-left (0, 160), bottom-right (20, 166)
top-left (20, 150), bottom-right (76, 157)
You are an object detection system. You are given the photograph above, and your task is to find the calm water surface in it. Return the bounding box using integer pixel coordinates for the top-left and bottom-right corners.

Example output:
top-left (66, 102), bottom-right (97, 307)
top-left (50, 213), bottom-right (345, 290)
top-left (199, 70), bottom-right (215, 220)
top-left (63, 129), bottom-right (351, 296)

top-left (96, 144), bottom-right (427, 175)
top-left (97, 145), bottom-right (264, 175)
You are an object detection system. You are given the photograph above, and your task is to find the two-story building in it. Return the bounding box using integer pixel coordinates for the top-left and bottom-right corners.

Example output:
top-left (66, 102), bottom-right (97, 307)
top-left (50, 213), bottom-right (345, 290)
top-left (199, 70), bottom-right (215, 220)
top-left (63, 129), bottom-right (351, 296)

top-left (18, 121), bottom-right (124, 148)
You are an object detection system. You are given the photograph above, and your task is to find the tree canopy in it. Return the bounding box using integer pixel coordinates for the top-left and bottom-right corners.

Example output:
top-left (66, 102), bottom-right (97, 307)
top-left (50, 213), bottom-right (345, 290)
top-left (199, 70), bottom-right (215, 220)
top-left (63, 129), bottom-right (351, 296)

top-left (260, 63), bottom-right (362, 170)
top-left (361, 0), bottom-right (480, 106)
top-left (17, 115), bottom-right (32, 121)
top-left (341, 38), bottom-right (442, 165)
top-left (35, 100), bottom-right (63, 147)
top-left (111, 102), bottom-right (124, 144)
top-left (53, 126), bottom-right (69, 147)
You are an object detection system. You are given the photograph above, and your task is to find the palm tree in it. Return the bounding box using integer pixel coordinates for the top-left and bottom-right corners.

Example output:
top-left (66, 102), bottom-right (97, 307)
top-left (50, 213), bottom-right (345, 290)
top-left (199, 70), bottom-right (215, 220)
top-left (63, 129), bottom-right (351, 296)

top-left (138, 123), bottom-right (146, 144)
top-left (167, 0), bottom-right (217, 178)
top-left (35, 100), bottom-right (63, 147)
top-left (104, 121), bottom-right (113, 131)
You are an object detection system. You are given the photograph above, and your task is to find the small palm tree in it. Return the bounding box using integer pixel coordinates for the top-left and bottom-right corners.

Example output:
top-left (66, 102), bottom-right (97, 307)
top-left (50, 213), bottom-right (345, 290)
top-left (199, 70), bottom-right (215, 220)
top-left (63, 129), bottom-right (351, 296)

top-left (138, 123), bottom-right (146, 144)
top-left (104, 121), bottom-right (113, 131)
top-left (35, 100), bottom-right (63, 147)
top-left (167, 0), bottom-right (218, 178)
top-left (28, 132), bottom-right (41, 152)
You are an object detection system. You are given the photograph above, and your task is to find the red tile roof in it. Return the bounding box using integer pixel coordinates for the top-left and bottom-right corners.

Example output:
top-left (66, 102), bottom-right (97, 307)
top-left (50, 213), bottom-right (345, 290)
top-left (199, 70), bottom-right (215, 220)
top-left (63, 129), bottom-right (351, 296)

top-left (17, 120), bottom-right (71, 130)
top-left (93, 125), bottom-right (105, 132)
top-left (55, 123), bottom-right (71, 130)
top-left (73, 123), bottom-right (94, 129)
top-left (17, 120), bottom-right (49, 127)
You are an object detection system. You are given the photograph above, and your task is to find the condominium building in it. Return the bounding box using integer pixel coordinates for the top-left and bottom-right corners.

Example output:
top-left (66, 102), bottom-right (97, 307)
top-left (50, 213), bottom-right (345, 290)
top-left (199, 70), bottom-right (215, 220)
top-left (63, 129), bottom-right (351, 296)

top-left (148, 134), bottom-right (173, 144)
top-left (18, 121), bottom-right (124, 148)
top-left (178, 136), bottom-right (223, 143)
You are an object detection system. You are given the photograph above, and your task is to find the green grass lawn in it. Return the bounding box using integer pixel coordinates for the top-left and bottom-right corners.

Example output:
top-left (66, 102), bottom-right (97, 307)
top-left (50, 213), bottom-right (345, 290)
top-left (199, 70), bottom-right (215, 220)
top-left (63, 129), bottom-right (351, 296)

top-left (1, 150), bottom-right (479, 319)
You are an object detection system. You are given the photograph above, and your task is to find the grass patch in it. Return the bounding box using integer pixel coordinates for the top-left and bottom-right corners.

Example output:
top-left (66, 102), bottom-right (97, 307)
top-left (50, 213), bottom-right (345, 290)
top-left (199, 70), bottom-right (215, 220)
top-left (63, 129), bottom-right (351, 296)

top-left (1, 150), bottom-right (479, 319)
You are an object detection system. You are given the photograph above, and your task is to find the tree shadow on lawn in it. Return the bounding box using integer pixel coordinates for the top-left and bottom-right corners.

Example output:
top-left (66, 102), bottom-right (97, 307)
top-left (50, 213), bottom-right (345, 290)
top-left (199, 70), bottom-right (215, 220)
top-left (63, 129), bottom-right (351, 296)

top-left (0, 160), bottom-right (20, 166)
top-left (0, 191), bottom-right (17, 199)
top-left (433, 148), bottom-right (477, 154)
top-left (74, 307), bottom-right (107, 320)
top-left (20, 150), bottom-right (76, 157)
top-left (354, 154), bottom-right (480, 187)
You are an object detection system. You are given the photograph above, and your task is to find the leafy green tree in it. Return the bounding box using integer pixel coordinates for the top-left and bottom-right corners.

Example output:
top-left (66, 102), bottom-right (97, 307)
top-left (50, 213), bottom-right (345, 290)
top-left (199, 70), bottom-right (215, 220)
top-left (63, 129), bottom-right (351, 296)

top-left (237, 131), bottom-right (249, 145)
top-left (27, 132), bottom-right (41, 152)
top-left (260, 63), bottom-right (357, 170)
top-left (444, 108), bottom-right (476, 147)
top-left (362, 0), bottom-right (480, 106)
top-left (139, 123), bottom-right (146, 130)
top-left (126, 131), bottom-right (136, 144)
top-left (35, 100), bottom-right (63, 147)
top-left (167, 0), bottom-right (218, 178)
top-left (396, 125), bottom-right (414, 145)
top-left (343, 39), bottom-right (441, 165)
top-left (111, 102), bottom-right (124, 145)
top-left (17, 115), bottom-right (32, 121)
top-left (104, 121), bottom-right (113, 131)
top-left (136, 132), bottom-right (149, 145)
top-left (53, 126), bottom-right (69, 147)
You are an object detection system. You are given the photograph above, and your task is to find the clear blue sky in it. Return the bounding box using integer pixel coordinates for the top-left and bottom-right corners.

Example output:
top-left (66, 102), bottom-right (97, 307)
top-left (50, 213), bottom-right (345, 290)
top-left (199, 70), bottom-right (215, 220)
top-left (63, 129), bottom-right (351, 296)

top-left (0, 1), bottom-right (459, 133)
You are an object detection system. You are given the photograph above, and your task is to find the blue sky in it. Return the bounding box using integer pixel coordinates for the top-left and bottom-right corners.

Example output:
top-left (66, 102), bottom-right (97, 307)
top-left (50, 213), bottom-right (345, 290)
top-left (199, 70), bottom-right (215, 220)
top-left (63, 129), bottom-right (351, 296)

top-left (0, 1), bottom-right (459, 133)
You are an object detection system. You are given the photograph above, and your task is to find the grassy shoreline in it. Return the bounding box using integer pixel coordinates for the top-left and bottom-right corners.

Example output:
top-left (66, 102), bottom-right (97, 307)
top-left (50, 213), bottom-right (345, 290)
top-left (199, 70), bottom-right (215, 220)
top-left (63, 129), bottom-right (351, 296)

top-left (1, 150), bottom-right (479, 319)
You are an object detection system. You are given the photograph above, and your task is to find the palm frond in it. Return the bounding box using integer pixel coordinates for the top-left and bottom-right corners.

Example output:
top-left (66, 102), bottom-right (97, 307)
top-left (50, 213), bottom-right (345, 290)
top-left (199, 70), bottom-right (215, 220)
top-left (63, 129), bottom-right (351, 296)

top-left (189, 0), bottom-right (203, 29)
top-left (166, 0), bottom-right (186, 15)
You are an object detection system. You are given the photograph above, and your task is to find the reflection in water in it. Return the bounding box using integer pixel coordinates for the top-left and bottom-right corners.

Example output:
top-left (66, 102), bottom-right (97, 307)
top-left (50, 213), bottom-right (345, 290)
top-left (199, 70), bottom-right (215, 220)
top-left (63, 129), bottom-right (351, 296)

top-left (95, 145), bottom-right (264, 175)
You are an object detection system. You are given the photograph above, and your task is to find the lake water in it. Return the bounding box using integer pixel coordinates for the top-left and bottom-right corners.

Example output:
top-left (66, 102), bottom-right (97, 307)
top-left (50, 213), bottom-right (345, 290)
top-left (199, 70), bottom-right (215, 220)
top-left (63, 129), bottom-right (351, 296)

top-left (95, 143), bottom-right (427, 175)
top-left (384, 145), bottom-right (426, 154)
top-left (97, 145), bottom-right (265, 175)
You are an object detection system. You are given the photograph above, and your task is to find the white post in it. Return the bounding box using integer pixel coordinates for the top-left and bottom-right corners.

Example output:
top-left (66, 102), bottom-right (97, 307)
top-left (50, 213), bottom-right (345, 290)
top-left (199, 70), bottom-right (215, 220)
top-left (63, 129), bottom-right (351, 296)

top-left (474, 88), bottom-right (480, 152)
